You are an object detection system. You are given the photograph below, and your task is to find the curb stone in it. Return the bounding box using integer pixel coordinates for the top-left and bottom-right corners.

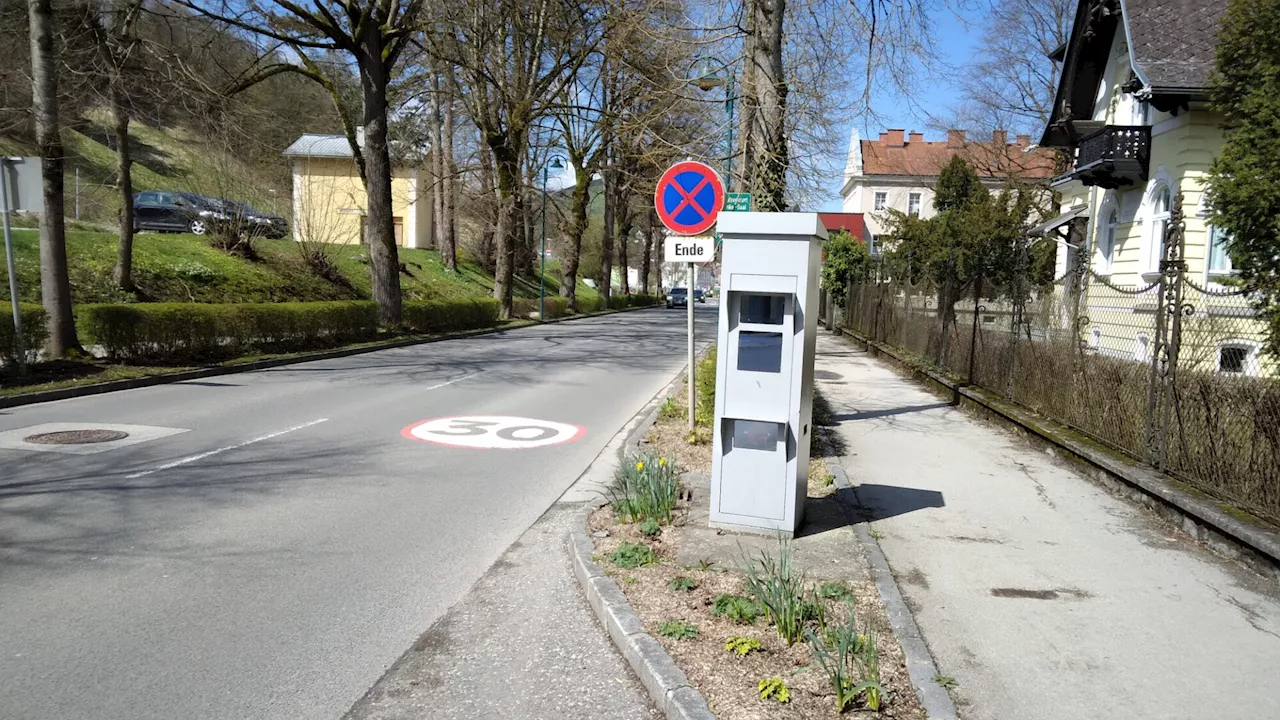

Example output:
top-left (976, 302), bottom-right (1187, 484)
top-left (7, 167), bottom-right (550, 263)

top-left (0, 304), bottom-right (659, 410)
top-left (839, 326), bottom-right (1280, 586)
top-left (827, 458), bottom-right (960, 720)
top-left (567, 342), bottom-right (718, 720)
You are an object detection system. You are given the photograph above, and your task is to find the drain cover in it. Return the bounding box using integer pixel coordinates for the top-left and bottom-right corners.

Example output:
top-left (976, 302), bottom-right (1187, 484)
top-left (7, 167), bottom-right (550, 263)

top-left (24, 429), bottom-right (130, 445)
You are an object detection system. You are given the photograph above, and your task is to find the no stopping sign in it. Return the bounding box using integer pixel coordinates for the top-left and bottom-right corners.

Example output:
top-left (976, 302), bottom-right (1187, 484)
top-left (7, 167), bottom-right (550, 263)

top-left (402, 416), bottom-right (585, 449)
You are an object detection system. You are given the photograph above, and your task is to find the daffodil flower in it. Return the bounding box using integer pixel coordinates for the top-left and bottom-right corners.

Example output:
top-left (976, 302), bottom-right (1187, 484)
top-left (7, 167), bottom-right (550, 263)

top-left (636, 461), bottom-right (645, 471)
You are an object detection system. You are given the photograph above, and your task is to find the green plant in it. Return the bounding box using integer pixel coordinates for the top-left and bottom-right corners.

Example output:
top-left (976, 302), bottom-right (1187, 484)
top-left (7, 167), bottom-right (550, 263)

top-left (757, 677), bottom-right (791, 704)
top-left (724, 636), bottom-right (762, 656)
top-left (639, 518), bottom-right (661, 537)
top-left (695, 347), bottom-right (717, 426)
top-left (935, 675), bottom-right (957, 688)
top-left (711, 594), bottom-right (764, 625)
top-left (657, 620), bottom-right (698, 640)
top-left (609, 541), bottom-right (657, 569)
top-left (819, 582), bottom-right (854, 601)
top-left (686, 427), bottom-right (711, 445)
top-left (607, 453), bottom-right (680, 524)
top-left (743, 539), bottom-right (820, 645)
top-left (400, 298), bottom-right (501, 333)
top-left (0, 303), bottom-right (48, 369)
top-left (658, 396), bottom-right (684, 420)
top-left (821, 229), bottom-right (872, 301)
top-left (621, 576), bottom-right (638, 585)
top-left (804, 602), bottom-right (886, 712)
top-left (668, 576), bottom-right (697, 592)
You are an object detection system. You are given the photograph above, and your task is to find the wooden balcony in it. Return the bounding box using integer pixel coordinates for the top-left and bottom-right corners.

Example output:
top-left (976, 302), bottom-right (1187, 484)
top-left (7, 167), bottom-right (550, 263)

top-left (1056, 125), bottom-right (1151, 189)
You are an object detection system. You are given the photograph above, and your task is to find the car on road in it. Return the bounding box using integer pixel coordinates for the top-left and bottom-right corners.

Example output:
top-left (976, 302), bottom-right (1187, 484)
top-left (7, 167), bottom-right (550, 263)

top-left (666, 287), bottom-right (688, 309)
top-left (132, 191), bottom-right (289, 238)
top-left (694, 288), bottom-right (706, 303)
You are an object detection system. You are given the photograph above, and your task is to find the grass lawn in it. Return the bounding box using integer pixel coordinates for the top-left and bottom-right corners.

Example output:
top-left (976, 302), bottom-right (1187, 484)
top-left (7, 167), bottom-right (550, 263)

top-left (0, 227), bottom-right (600, 305)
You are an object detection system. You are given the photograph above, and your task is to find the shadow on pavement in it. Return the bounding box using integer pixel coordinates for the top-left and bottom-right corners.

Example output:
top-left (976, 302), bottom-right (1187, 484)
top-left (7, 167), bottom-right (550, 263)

top-left (832, 401), bottom-right (955, 422)
top-left (853, 484), bottom-right (946, 523)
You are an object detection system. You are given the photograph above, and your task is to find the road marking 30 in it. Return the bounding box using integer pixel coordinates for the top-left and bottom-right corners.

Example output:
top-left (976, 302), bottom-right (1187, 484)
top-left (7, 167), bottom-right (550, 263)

top-left (402, 416), bottom-right (585, 449)
top-left (126, 418), bottom-right (329, 478)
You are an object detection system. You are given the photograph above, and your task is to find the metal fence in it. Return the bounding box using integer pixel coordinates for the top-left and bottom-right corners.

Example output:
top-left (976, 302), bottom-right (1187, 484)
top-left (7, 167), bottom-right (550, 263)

top-left (839, 194), bottom-right (1280, 524)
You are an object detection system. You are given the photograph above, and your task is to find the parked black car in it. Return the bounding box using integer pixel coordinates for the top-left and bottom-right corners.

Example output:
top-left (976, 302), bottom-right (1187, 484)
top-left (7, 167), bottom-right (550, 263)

top-left (666, 287), bottom-right (688, 309)
top-left (131, 192), bottom-right (289, 239)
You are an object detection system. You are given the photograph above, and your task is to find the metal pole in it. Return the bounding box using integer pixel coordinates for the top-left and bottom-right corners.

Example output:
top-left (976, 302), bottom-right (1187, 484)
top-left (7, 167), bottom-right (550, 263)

top-left (688, 260), bottom-right (695, 431)
top-left (1, 159), bottom-right (27, 376)
top-left (540, 166), bottom-right (548, 320)
top-left (725, 76), bottom-right (735, 192)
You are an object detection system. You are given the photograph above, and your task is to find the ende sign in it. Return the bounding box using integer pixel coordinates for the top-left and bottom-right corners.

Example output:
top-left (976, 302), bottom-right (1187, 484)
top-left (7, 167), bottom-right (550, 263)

top-left (664, 235), bottom-right (714, 263)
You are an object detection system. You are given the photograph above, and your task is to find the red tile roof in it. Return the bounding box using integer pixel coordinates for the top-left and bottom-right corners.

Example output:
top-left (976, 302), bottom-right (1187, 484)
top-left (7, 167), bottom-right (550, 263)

top-left (862, 129), bottom-right (1056, 180)
top-left (817, 213), bottom-right (865, 240)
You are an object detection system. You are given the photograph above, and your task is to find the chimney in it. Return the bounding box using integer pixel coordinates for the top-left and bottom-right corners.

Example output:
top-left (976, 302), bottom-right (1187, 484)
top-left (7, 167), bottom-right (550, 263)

top-left (908, 131), bottom-right (924, 144)
top-left (992, 129), bottom-right (1008, 145)
top-left (1016, 134), bottom-right (1031, 147)
top-left (885, 129), bottom-right (905, 147)
top-left (947, 129), bottom-right (966, 148)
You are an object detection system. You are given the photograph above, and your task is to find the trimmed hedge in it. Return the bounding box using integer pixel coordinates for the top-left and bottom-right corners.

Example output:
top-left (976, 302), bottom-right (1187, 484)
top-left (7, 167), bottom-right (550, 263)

top-left (402, 298), bottom-right (500, 333)
top-left (79, 301), bottom-right (381, 362)
top-left (0, 303), bottom-right (49, 367)
top-left (79, 299), bottom-right (505, 363)
top-left (511, 296), bottom-right (570, 319)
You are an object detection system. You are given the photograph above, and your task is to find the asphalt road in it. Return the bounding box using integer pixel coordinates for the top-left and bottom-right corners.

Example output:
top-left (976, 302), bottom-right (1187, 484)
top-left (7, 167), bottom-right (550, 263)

top-left (0, 304), bottom-right (718, 720)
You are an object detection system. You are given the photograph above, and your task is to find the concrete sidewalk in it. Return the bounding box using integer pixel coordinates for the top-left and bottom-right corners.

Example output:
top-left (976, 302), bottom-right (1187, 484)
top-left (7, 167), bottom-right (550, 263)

top-left (814, 334), bottom-right (1280, 720)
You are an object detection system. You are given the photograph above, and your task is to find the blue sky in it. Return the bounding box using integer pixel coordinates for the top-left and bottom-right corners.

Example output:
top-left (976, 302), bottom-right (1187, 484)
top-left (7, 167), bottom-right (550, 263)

top-left (817, 4), bottom-right (985, 211)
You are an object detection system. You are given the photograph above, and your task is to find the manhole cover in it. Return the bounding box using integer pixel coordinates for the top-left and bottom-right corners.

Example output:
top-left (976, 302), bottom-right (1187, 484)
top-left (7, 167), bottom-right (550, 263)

top-left (814, 370), bottom-right (843, 380)
top-left (24, 429), bottom-right (130, 445)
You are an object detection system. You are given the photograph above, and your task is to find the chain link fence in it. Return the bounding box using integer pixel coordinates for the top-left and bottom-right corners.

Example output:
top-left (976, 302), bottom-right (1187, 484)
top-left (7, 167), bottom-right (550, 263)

top-left (840, 195), bottom-right (1280, 525)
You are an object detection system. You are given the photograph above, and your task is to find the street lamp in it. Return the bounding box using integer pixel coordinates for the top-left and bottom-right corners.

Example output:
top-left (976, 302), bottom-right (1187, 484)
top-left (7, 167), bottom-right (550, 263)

top-left (540, 155), bottom-right (566, 320)
top-left (690, 56), bottom-right (736, 191)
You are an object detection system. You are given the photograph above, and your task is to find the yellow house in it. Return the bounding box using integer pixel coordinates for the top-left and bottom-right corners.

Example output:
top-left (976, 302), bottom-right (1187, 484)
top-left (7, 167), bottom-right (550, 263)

top-left (1041, 0), bottom-right (1273, 377)
top-left (283, 131), bottom-right (434, 248)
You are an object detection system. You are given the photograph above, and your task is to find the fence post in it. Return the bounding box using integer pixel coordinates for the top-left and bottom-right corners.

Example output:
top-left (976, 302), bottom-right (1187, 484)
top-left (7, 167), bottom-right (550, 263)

top-left (968, 275), bottom-right (984, 384)
top-left (1144, 193), bottom-right (1188, 469)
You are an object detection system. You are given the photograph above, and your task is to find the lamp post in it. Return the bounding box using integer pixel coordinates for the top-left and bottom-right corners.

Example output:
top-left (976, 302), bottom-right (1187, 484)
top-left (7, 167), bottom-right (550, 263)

top-left (691, 57), bottom-right (736, 191)
top-left (540, 155), bottom-right (566, 320)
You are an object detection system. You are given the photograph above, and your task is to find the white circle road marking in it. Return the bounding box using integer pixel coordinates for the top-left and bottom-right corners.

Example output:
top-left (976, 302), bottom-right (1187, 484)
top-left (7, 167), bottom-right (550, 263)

top-left (401, 416), bottom-right (585, 449)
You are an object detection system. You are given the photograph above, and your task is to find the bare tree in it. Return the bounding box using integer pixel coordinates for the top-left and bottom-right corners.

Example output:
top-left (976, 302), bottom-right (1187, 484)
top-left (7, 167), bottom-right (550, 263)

top-left (28, 0), bottom-right (79, 356)
top-left (176, 0), bottom-right (424, 324)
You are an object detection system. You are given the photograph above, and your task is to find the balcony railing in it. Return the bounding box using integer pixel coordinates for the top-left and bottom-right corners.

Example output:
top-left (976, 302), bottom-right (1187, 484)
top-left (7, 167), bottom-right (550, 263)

top-left (1059, 125), bottom-right (1151, 188)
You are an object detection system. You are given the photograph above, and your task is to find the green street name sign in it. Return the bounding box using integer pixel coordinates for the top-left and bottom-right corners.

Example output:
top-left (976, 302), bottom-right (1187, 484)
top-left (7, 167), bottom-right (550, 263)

top-left (725, 192), bottom-right (751, 212)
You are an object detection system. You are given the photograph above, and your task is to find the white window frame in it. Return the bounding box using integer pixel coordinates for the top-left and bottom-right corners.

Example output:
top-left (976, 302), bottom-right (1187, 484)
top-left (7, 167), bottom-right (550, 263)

top-left (1096, 191), bottom-right (1119, 275)
top-left (873, 191), bottom-right (887, 212)
top-left (907, 192), bottom-right (922, 217)
top-left (1216, 339), bottom-right (1261, 377)
top-left (1133, 333), bottom-right (1150, 363)
top-left (1196, 193), bottom-right (1236, 285)
top-left (1088, 327), bottom-right (1102, 349)
top-left (1140, 175), bottom-right (1173, 279)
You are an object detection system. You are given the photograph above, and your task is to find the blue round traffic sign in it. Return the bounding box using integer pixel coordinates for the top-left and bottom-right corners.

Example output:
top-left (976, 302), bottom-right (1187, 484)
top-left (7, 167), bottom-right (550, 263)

top-left (654, 161), bottom-right (724, 236)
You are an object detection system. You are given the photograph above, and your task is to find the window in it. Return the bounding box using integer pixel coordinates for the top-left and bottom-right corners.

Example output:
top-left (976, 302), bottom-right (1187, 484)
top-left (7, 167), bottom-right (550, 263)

top-left (731, 420), bottom-right (780, 452)
top-left (873, 192), bottom-right (887, 211)
top-left (1134, 333), bottom-right (1150, 362)
top-left (737, 331), bottom-right (783, 373)
top-left (1217, 341), bottom-right (1260, 376)
top-left (908, 193), bottom-right (922, 216)
top-left (740, 294), bottom-right (785, 325)
top-left (1089, 327), bottom-right (1102, 349)
top-left (1144, 184), bottom-right (1171, 272)
top-left (1098, 207), bottom-right (1119, 273)
top-left (1207, 225), bottom-right (1233, 276)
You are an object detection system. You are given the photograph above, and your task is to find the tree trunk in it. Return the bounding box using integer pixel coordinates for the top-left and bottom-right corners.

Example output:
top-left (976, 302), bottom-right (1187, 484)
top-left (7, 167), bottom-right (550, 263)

top-left (111, 85), bottom-right (135, 292)
top-left (441, 91), bottom-right (457, 271)
top-left (429, 73), bottom-right (445, 250)
top-left (561, 160), bottom-right (590, 311)
top-left (358, 34), bottom-right (402, 325)
top-left (515, 159), bottom-right (535, 277)
top-left (738, 7), bottom-right (757, 193)
top-left (616, 189), bottom-right (632, 295)
top-left (600, 162), bottom-right (614, 304)
top-left (478, 147), bottom-right (496, 272)
top-left (29, 0), bottom-right (78, 357)
top-left (492, 149), bottom-right (521, 318)
top-left (747, 0), bottom-right (788, 211)
top-left (640, 209), bottom-right (652, 294)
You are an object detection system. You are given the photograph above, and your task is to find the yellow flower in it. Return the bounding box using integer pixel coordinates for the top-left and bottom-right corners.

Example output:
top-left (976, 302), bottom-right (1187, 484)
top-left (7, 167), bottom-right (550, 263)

top-left (659, 458), bottom-right (667, 467)
top-left (636, 461), bottom-right (645, 471)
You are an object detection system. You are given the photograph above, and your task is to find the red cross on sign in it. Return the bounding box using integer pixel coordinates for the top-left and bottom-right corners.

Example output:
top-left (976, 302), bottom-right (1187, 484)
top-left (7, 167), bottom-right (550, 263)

top-left (654, 161), bottom-right (725, 236)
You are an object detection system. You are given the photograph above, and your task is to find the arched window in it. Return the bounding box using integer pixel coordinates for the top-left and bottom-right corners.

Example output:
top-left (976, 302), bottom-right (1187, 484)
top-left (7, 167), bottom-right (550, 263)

top-left (1144, 184), bottom-right (1171, 273)
top-left (1098, 207), bottom-right (1119, 273)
